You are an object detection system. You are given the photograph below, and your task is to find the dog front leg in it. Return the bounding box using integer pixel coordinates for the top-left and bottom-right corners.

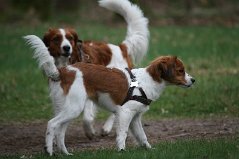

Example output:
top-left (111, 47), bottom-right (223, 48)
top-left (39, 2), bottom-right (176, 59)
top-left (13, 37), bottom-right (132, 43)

top-left (115, 106), bottom-right (136, 151)
top-left (56, 122), bottom-right (73, 155)
top-left (45, 116), bottom-right (60, 156)
top-left (130, 113), bottom-right (151, 149)
top-left (45, 101), bottom-right (84, 155)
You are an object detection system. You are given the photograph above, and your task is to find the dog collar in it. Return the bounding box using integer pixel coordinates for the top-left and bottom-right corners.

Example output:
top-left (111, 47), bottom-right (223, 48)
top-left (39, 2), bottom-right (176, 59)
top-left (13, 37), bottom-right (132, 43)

top-left (77, 40), bottom-right (84, 61)
top-left (121, 68), bottom-right (152, 106)
top-left (77, 40), bottom-right (91, 63)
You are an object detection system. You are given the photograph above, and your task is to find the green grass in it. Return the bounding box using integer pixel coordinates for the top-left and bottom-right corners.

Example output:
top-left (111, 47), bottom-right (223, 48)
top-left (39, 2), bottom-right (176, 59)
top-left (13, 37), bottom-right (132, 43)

top-left (1, 138), bottom-right (239, 159)
top-left (0, 25), bottom-right (238, 122)
top-left (0, 24), bottom-right (238, 158)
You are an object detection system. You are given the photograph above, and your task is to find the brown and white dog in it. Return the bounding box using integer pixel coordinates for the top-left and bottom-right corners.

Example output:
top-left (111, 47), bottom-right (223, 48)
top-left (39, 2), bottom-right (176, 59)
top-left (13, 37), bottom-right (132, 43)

top-left (25, 0), bottom-right (149, 139)
top-left (25, 37), bottom-right (195, 155)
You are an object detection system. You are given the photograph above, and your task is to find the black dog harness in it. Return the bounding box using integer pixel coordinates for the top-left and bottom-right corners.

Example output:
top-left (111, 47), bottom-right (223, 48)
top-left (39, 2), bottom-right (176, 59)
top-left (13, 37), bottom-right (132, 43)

top-left (121, 68), bottom-right (152, 106)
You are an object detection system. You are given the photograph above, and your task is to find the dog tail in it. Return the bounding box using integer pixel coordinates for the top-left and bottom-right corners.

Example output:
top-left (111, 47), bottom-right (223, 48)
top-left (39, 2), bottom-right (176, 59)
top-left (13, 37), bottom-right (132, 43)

top-left (99, 0), bottom-right (149, 64)
top-left (23, 35), bottom-right (60, 80)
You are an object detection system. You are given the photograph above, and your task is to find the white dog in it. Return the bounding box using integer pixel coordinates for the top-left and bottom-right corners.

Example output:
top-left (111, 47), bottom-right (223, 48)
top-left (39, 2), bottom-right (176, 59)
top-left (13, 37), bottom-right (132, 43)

top-left (24, 34), bottom-right (195, 155)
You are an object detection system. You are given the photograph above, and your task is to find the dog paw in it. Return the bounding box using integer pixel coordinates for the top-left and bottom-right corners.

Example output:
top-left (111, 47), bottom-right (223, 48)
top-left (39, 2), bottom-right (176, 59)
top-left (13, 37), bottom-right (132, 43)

top-left (83, 123), bottom-right (96, 140)
top-left (85, 131), bottom-right (96, 140)
top-left (118, 148), bottom-right (126, 152)
top-left (44, 146), bottom-right (53, 156)
top-left (143, 142), bottom-right (152, 149)
top-left (65, 152), bottom-right (73, 156)
top-left (101, 129), bottom-right (110, 137)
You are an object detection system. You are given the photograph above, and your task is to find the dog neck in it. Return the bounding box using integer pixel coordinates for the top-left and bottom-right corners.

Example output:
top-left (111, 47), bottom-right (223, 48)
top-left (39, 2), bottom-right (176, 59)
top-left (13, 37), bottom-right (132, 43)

top-left (54, 56), bottom-right (70, 68)
top-left (131, 68), bottom-right (166, 102)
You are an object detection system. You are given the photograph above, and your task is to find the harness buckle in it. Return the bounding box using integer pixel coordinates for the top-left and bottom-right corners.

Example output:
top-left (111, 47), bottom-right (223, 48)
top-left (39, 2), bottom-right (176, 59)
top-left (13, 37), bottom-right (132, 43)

top-left (130, 80), bottom-right (139, 87)
top-left (122, 68), bottom-right (152, 106)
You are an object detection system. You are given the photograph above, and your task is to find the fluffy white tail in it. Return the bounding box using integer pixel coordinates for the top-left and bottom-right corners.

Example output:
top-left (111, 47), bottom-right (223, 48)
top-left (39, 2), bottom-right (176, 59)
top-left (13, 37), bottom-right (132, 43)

top-left (23, 35), bottom-right (60, 80)
top-left (99, 0), bottom-right (149, 64)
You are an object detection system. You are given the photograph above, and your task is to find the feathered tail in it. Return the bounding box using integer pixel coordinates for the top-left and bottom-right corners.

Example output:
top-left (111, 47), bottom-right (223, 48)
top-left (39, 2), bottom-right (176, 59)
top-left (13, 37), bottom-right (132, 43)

top-left (99, 0), bottom-right (149, 64)
top-left (23, 35), bottom-right (60, 80)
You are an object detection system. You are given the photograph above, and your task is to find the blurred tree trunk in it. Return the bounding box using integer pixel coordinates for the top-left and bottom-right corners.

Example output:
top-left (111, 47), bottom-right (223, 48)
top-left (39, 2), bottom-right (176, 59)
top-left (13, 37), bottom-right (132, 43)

top-left (10, 0), bottom-right (51, 21)
top-left (50, 0), bottom-right (80, 19)
top-left (185, 0), bottom-right (192, 13)
top-left (54, 0), bottom-right (80, 11)
top-left (0, 0), bottom-right (9, 11)
top-left (9, 0), bottom-right (80, 21)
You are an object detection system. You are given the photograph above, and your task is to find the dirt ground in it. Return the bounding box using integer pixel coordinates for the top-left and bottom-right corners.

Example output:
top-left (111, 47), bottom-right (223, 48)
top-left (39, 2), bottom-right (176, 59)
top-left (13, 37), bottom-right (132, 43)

top-left (0, 118), bottom-right (238, 155)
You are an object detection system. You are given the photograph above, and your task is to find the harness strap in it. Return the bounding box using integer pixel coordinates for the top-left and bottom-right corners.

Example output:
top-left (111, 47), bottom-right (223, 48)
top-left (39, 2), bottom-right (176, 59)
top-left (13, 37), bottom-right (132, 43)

top-left (125, 68), bottom-right (136, 81)
top-left (77, 40), bottom-right (84, 61)
top-left (121, 68), bottom-right (152, 106)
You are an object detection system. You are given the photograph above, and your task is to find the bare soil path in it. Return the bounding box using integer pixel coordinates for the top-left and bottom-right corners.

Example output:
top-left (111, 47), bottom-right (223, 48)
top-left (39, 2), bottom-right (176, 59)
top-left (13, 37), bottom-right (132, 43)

top-left (0, 118), bottom-right (238, 155)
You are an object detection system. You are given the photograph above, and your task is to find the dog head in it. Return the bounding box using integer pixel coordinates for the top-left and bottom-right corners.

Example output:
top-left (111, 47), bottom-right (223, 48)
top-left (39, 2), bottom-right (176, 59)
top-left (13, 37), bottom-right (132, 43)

top-left (147, 56), bottom-right (195, 87)
top-left (43, 28), bottom-right (79, 58)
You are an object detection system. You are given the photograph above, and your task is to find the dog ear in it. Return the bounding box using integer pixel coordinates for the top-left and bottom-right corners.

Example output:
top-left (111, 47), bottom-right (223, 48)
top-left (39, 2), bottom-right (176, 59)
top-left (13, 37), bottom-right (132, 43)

top-left (158, 61), bottom-right (168, 79)
top-left (68, 28), bottom-right (79, 44)
top-left (158, 57), bottom-right (176, 80)
top-left (42, 28), bottom-right (52, 47)
top-left (147, 60), bottom-right (162, 82)
top-left (69, 46), bottom-right (81, 64)
top-left (69, 29), bottom-right (82, 64)
top-left (163, 64), bottom-right (173, 79)
top-left (147, 56), bottom-right (178, 83)
top-left (161, 56), bottom-right (178, 80)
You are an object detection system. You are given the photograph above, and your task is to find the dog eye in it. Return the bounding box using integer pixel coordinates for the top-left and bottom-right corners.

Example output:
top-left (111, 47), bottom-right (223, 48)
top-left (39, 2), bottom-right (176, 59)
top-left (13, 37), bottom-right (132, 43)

top-left (66, 35), bottom-right (74, 41)
top-left (178, 69), bottom-right (184, 73)
top-left (68, 36), bottom-right (74, 41)
top-left (52, 36), bottom-right (61, 43)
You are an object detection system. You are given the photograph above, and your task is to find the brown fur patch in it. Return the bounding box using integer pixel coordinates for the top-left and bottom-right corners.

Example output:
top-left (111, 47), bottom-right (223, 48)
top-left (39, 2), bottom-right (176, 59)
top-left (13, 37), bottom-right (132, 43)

top-left (72, 63), bottom-right (129, 105)
top-left (119, 43), bottom-right (133, 69)
top-left (147, 56), bottom-right (187, 85)
top-left (58, 67), bottom-right (76, 95)
top-left (80, 41), bottom-right (112, 66)
top-left (70, 42), bottom-right (134, 69)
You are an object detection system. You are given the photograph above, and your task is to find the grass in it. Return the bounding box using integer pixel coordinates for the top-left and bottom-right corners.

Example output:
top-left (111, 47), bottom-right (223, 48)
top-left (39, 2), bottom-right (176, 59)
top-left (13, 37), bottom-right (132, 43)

top-left (1, 138), bottom-right (239, 159)
top-left (0, 25), bottom-right (238, 122)
top-left (0, 24), bottom-right (238, 158)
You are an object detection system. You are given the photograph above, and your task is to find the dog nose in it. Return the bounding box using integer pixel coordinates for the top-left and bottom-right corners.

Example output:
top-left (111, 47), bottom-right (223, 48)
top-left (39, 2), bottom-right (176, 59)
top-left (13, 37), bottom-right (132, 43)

top-left (63, 45), bottom-right (70, 52)
top-left (191, 78), bottom-right (195, 83)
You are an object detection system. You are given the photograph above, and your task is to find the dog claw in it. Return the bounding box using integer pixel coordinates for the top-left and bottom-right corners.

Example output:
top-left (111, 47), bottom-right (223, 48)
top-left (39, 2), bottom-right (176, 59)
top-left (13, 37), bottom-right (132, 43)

top-left (120, 149), bottom-right (125, 152)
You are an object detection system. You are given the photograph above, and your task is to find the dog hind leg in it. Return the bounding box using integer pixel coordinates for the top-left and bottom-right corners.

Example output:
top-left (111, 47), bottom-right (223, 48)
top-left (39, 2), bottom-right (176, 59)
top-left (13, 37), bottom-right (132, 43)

top-left (56, 122), bottom-right (73, 155)
top-left (83, 100), bottom-right (97, 140)
top-left (101, 113), bottom-right (115, 136)
top-left (45, 99), bottom-right (85, 155)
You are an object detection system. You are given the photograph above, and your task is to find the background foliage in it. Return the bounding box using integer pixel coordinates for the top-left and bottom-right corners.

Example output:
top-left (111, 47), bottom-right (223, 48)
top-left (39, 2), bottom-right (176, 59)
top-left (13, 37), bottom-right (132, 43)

top-left (0, 0), bottom-right (239, 26)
